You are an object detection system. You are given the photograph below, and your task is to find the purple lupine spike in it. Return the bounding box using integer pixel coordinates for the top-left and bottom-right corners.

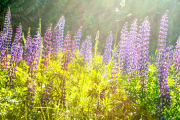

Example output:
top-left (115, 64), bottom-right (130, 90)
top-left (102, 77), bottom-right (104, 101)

top-left (6, 23), bottom-right (22, 87)
top-left (137, 17), bottom-right (150, 91)
top-left (51, 31), bottom-right (58, 60)
top-left (71, 26), bottom-right (82, 59)
top-left (174, 37), bottom-right (180, 89)
top-left (60, 31), bottom-right (71, 108)
top-left (10, 23), bottom-right (22, 65)
top-left (84, 36), bottom-right (92, 65)
top-left (59, 16), bottom-right (65, 51)
top-left (27, 28), bottom-right (41, 78)
top-left (0, 8), bottom-right (13, 69)
top-left (156, 55), bottom-right (171, 119)
top-left (7, 24), bottom-right (13, 55)
top-left (119, 22), bottom-right (128, 76)
top-left (164, 45), bottom-right (173, 67)
top-left (32, 28), bottom-right (41, 77)
top-left (110, 58), bottom-right (118, 94)
top-left (41, 24), bottom-right (52, 68)
top-left (75, 26), bottom-right (82, 51)
top-left (24, 32), bottom-right (32, 62)
top-left (18, 42), bottom-right (23, 61)
top-left (51, 16), bottom-right (65, 58)
top-left (2, 8), bottom-right (11, 52)
top-left (103, 31), bottom-right (113, 65)
top-left (126, 19), bottom-right (138, 79)
top-left (34, 28), bottom-right (41, 59)
top-left (55, 16), bottom-right (66, 52)
top-left (156, 10), bottom-right (169, 67)
top-left (79, 36), bottom-right (92, 65)
top-left (79, 40), bottom-right (86, 58)
top-left (62, 31), bottom-right (71, 71)
top-left (155, 10), bottom-right (171, 119)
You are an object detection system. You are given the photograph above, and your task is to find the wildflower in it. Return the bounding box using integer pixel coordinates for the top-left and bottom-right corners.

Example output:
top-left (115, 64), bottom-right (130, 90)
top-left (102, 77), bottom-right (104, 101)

top-left (126, 19), bottom-right (138, 79)
top-left (79, 36), bottom-right (92, 65)
top-left (119, 22), bottom-right (128, 76)
top-left (75, 26), bottom-right (82, 51)
top-left (6, 23), bottom-right (22, 87)
top-left (156, 10), bottom-right (169, 67)
top-left (0, 7), bottom-right (13, 69)
top-left (24, 31), bottom-right (32, 62)
top-left (52, 16), bottom-right (65, 59)
top-left (62, 31), bottom-right (71, 71)
top-left (155, 10), bottom-right (171, 119)
top-left (27, 28), bottom-right (41, 78)
top-left (174, 37), bottom-right (180, 88)
top-left (137, 16), bottom-right (150, 93)
top-left (41, 24), bottom-right (53, 68)
top-left (103, 31), bottom-right (113, 65)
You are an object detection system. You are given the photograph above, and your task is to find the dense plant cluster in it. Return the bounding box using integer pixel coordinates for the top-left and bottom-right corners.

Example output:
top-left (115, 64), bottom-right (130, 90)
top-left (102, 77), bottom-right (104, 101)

top-left (1, 8), bottom-right (180, 120)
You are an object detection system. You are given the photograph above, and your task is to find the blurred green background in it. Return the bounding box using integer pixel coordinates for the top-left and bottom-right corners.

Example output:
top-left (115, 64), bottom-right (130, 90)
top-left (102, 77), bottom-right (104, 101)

top-left (0, 0), bottom-right (180, 54)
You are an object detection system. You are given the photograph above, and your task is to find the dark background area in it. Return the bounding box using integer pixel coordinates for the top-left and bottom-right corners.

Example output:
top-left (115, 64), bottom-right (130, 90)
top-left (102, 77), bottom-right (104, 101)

top-left (0, 0), bottom-right (180, 54)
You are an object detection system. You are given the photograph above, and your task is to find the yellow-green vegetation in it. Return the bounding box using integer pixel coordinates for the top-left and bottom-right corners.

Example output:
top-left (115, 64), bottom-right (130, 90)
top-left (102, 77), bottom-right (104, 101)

top-left (0, 51), bottom-right (162, 120)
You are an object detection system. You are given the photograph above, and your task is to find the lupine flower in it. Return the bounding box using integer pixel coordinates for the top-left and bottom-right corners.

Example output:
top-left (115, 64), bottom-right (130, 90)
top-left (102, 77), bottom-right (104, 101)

top-left (0, 7), bottom-right (13, 69)
top-left (75, 26), bottom-right (82, 51)
top-left (86, 36), bottom-right (92, 65)
top-left (60, 31), bottom-right (71, 107)
top-left (110, 58), bottom-right (118, 94)
top-left (61, 32), bottom-right (72, 108)
top-left (51, 16), bottom-right (65, 59)
top-left (126, 19), bottom-right (138, 79)
top-left (155, 10), bottom-right (171, 119)
top-left (119, 22), bottom-right (128, 76)
top-left (103, 31), bottom-right (113, 65)
top-left (62, 31), bottom-right (71, 71)
top-left (27, 28), bottom-right (41, 78)
top-left (6, 23), bottom-right (22, 87)
top-left (59, 16), bottom-right (65, 51)
top-left (71, 26), bottom-right (82, 59)
top-left (174, 37), bottom-right (180, 89)
top-left (137, 17), bottom-right (150, 92)
top-left (79, 39), bottom-right (86, 58)
top-left (41, 24), bottom-right (53, 68)
top-left (156, 10), bottom-right (169, 67)
top-left (53, 16), bottom-right (65, 52)
top-left (156, 55), bottom-right (171, 119)
top-left (32, 28), bottom-right (41, 77)
top-left (79, 36), bottom-right (92, 65)
top-left (24, 30), bottom-right (32, 62)
top-left (164, 45), bottom-right (173, 67)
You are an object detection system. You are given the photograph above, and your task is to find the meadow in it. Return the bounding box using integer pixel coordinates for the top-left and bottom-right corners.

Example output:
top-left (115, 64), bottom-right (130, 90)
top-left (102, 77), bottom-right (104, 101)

top-left (0, 7), bottom-right (180, 120)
